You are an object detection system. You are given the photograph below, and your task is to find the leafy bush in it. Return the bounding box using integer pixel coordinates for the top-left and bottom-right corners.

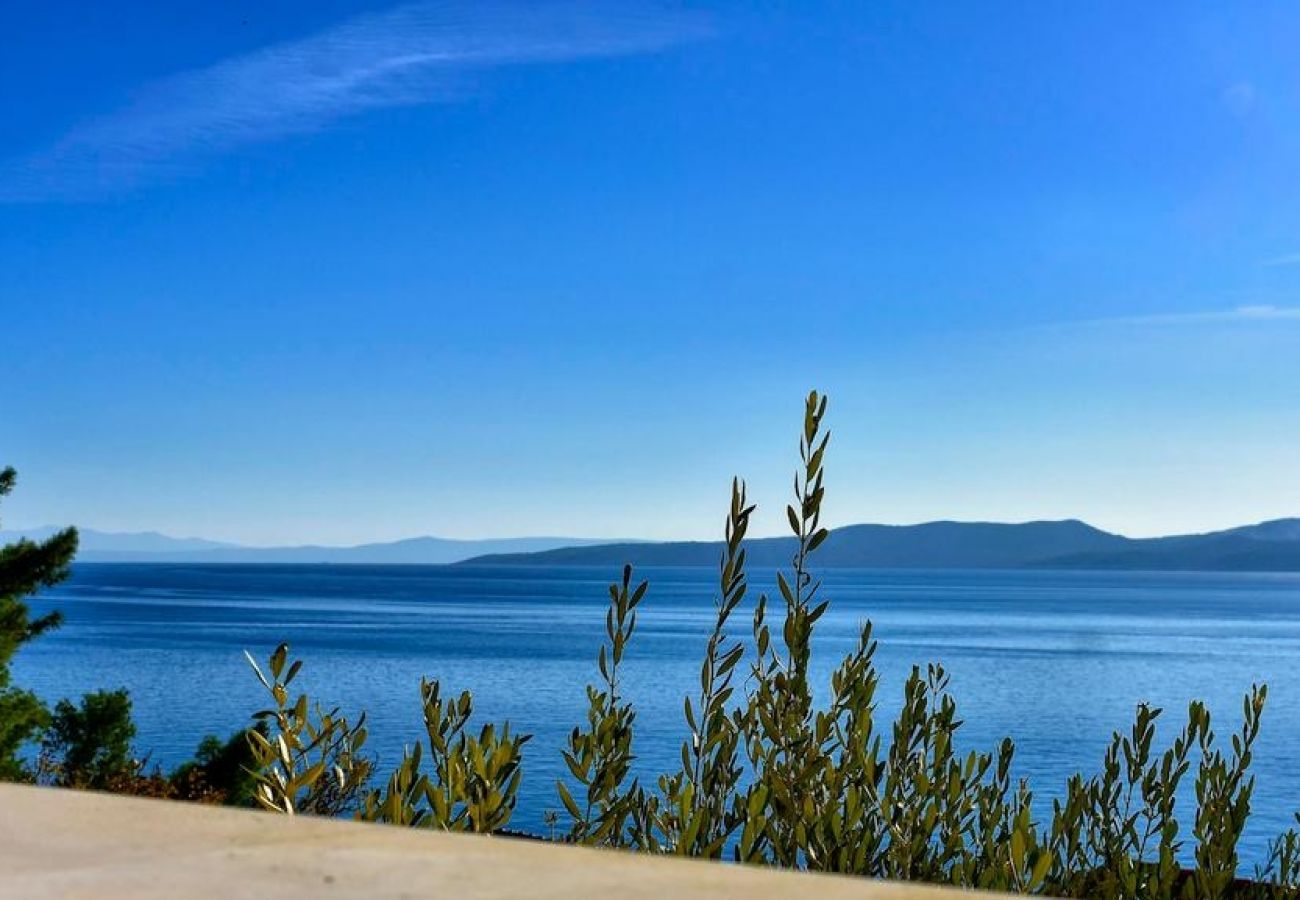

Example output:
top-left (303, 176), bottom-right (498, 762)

top-left (638, 480), bottom-right (753, 857)
top-left (245, 394), bottom-right (1300, 895)
top-left (169, 727), bottom-right (265, 806)
top-left (39, 688), bottom-right (136, 788)
top-left (556, 564), bottom-right (645, 846)
top-left (243, 643), bottom-right (373, 815)
top-left (359, 678), bottom-right (529, 832)
top-left (34, 686), bottom-right (262, 804)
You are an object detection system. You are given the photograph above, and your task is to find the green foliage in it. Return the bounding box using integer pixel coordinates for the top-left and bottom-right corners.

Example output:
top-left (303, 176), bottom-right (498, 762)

top-left (231, 390), bottom-right (1300, 899)
top-left (537, 390), bottom-right (1300, 900)
top-left (170, 727), bottom-right (264, 806)
top-left (556, 564), bottom-right (647, 846)
top-left (0, 466), bottom-right (78, 779)
top-left (1256, 818), bottom-right (1300, 896)
top-left (736, 389), bottom-right (831, 866)
top-left (242, 644), bottom-right (529, 831)
top-left (1043, 701), bottom-right (1199, 898)
top-left (642, 479), bottom-right (753, 857)
top-left (0, 679), bottom-right (49, 782)
top-left (35, 687), bottom-right (262, 803)
top-left (243, 643), bottom-right (373, 815)
top-left (359, 678), bottom-right (529, 833)
top-left (1190, 688), bottom-right (1265, 900)
top-left (38, 688), bottom-right (136, 788)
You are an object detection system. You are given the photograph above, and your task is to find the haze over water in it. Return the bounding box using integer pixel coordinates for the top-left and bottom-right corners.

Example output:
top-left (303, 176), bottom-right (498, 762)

top-left (15, 563), bottom-right (1300, 862)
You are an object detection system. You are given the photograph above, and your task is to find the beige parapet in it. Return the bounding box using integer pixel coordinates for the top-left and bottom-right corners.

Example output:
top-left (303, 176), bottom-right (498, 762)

top-left (0, 782), bottom-right (1001, 899)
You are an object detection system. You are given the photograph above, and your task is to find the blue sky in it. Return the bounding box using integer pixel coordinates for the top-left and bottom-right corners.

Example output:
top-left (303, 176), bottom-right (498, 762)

top-left (2, 1), bottom-right (1299, 544)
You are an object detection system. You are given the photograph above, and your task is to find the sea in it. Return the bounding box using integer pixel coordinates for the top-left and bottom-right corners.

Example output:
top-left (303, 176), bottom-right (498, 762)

top-left (13, 563), bottom-right (1300, 863)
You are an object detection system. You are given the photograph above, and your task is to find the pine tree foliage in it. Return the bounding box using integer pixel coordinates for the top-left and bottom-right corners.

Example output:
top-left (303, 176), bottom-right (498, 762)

top-left (0, 467), bottom-right (78, 779)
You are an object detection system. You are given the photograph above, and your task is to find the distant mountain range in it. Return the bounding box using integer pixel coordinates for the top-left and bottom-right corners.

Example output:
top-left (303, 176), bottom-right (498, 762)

top-left (5, 518), bottom-right (1300, 571)
top-left (456, 519), bottom-right (1300, 572)
top-left (0, 528), bottom-right (616, 565)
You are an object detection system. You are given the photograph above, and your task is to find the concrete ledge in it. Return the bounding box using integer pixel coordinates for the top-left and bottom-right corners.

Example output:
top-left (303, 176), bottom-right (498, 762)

top-left (0, 783), bottom-right (981, 899)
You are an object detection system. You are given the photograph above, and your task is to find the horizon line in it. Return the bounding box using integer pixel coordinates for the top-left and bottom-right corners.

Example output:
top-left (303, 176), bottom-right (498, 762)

top-left (8, 514), bottom-right (1298, 550)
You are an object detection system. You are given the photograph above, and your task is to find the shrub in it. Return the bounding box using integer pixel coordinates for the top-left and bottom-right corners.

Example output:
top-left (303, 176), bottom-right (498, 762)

top-left (39, 688), bottom-right (136, 788)
top-left (243, 643), bottom-right (373, 815)
top-left (735, 391), bottom-right (832, 867)
top-left (235, 391), bottom-right (1300, 899)
top-left (555, 564), bottom-right (646, 847)
top-left (169, 727), bottom-right (264, 806)
top-left (359, 678), bottom-right (529, 832)
top-left (33, 688), bottom-right (251, 803)
top-left (639, 479), bottom-right (753, 857)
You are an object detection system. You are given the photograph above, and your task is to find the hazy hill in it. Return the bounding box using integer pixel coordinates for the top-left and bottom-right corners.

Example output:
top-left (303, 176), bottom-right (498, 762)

top-left (7, 518), bottom-right (1300, 571)
top-left (155, 536), bottom-right (617, 565)
top-left (0, 528), bottom-right (618, 565)
top-left (457, 519), bottom-right (1300, 572)
top-left (0, 527), bottom-right (234, 555)
top-left (1044, 520), bottom-right (1300, 571)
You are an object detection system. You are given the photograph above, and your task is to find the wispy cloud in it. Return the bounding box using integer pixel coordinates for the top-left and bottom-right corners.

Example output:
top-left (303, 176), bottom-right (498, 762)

top-left (1065, 305), bottom-right (1300, 329)
top-left (1221, 81), bottom-right (1258, 117)
top-left (1, 1), bottom-right (709, 201)
top-left (1263, 253), bottom-right (1300, 268)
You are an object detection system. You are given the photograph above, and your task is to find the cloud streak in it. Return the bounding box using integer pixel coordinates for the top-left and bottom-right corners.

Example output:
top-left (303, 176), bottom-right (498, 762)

top-left (1, 1), bottom-right (709, 201)
top-left (1064, 305), bottom-right (1300, 329)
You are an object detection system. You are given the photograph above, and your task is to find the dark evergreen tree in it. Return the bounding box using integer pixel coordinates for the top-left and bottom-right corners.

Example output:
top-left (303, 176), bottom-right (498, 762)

top-left (42, 688), bottom-right (136, 788)
top-left (0, 466), bottom-right (78, 780)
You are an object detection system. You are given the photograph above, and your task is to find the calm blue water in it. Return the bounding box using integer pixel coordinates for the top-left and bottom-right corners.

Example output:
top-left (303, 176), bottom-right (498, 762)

top-left (14, 564), bottom-right (1300, 861)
